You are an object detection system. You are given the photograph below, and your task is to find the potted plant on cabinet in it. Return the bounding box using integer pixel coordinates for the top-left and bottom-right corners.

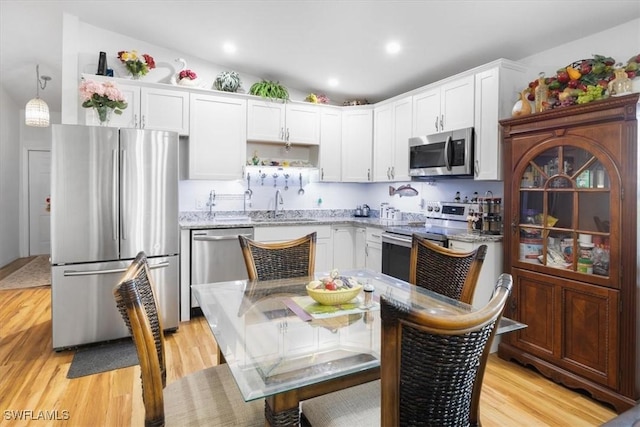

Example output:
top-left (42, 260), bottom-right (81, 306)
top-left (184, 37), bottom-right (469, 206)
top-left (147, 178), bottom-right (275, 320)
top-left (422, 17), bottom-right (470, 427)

top-left (249, 79), bottom-right (289, 102)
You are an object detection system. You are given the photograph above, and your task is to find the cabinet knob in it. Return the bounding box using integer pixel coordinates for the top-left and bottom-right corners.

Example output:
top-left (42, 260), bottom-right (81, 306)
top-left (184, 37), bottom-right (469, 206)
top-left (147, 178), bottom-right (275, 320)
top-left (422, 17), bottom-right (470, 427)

top-left (134, 114), bottom-right (138, 128)
top-left (391, 166), bottom-right (395, 179)
top-left (434, 116), bottom-right (439, 132)
top-left (440, 115), bottom-right (444, 130)
top-left (142, 115), bottom-right (146, 128)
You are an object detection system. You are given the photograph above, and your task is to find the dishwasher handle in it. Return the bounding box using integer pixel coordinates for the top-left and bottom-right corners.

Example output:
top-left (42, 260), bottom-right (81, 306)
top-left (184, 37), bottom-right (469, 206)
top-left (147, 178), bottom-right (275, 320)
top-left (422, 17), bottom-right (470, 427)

top-left (192, 233), bottom-right (253, 242)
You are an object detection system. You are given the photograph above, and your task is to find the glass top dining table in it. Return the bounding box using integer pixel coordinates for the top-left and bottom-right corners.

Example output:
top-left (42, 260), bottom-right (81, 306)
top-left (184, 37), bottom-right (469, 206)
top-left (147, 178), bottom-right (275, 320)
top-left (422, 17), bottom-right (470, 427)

top-left (192, 269), bottom-right (490, 426)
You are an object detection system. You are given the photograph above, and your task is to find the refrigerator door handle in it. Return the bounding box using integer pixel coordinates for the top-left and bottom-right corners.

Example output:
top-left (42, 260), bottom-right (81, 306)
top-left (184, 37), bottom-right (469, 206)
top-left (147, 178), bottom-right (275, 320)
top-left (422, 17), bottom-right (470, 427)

top-left (63, 261), bottom-right (170, 276)
top-left (120, 149), bottom-right (127, 241)
top-left (112, 149), bottom-right (118, 241)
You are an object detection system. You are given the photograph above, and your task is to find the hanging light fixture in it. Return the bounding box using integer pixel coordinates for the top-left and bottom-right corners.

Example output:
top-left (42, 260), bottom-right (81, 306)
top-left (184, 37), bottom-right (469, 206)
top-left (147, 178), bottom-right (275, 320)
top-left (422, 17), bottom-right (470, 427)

top-left (25, 64), bottom-right (51, 127)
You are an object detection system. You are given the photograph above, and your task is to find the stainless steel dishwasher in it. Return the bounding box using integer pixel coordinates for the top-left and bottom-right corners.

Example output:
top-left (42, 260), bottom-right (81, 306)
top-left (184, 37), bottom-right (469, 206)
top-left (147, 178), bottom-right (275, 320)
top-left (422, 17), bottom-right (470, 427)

top-left (190, 227), bottom-right (254, 309)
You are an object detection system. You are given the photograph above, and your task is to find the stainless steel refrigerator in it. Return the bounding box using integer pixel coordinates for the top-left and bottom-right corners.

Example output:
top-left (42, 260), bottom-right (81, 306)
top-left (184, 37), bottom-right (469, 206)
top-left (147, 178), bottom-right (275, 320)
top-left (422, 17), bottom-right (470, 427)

top-left (51, 125), bottom-right (179, 350)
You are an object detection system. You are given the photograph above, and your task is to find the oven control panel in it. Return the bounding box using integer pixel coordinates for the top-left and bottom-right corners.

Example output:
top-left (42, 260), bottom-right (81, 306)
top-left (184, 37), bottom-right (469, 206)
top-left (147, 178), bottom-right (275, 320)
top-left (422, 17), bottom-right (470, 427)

top-left (424, 201), bottom-right (479, 221)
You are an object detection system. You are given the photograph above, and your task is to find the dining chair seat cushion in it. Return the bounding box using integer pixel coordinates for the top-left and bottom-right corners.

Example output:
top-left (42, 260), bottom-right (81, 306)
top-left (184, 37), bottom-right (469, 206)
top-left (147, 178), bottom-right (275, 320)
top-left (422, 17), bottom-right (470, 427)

top-left (164, 364), bottom-right (264, 426)
top-left (301, 380), bottom-right (380, 426)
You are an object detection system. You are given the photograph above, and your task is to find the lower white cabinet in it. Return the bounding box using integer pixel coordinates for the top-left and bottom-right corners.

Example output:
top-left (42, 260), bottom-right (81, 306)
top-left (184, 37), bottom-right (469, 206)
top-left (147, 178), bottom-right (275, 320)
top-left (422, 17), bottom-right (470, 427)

top-left (354, 227), bottom-right (367, 268)
top-left (254, 225), bottom-right (332, 272)
top-left (332, 226), bottom-right (355, 270)
top-left (365, 227), bottom-right (382, 272)
top-left (447, 239), bottom-right (502, 309)
top-left (188, 93), bottom-right (247, 180)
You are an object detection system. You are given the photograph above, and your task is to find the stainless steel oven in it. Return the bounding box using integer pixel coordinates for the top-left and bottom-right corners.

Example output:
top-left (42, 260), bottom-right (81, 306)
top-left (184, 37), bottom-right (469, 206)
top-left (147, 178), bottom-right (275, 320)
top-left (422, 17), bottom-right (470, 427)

top-left (381, 201), bottom-right (479, 282)
top-left (381, 231), bottom-right (446, 282)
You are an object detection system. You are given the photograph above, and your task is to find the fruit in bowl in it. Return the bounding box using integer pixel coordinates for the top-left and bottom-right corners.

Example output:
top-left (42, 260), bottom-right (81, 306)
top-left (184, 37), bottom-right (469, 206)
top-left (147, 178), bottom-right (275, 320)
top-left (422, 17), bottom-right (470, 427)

top-left (307, 269), bottom-right (363, 305)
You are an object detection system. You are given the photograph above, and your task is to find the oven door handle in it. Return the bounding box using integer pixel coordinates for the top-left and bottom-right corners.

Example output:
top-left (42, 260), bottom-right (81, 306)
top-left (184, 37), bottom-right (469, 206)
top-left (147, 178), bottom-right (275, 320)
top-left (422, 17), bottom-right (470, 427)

top-left (381, 233), bottom-right (413, 248)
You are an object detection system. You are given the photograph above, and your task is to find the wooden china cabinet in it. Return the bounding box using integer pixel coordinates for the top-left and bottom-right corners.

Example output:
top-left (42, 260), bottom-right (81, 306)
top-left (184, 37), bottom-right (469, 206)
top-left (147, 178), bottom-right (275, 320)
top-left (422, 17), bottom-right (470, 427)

top-left (498, 93), bottom-right (639, 413)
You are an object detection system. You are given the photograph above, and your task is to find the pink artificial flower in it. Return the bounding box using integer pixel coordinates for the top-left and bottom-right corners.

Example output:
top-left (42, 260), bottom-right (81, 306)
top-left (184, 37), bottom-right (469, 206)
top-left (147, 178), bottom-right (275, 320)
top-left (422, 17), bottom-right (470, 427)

top-left (179, 69), bottom-right (197, 80)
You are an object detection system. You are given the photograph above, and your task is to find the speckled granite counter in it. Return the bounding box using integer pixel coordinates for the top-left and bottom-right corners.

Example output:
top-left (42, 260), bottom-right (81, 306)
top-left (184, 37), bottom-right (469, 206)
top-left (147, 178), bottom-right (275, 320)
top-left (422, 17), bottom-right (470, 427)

top-left (448, 232), bottom-right (503, 243)
top-left (179, 210), bottom-right (500, 243)
top-left (179, 209), bottom-right (413, 230)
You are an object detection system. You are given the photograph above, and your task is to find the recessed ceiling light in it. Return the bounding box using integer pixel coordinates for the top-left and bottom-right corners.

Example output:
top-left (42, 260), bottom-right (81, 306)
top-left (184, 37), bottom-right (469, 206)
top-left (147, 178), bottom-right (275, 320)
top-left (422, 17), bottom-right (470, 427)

top-left (223, 42), bottom-right (237, 54)
top-left (328, 78), bottom-right (339, 87)
top-left (386, 41), bottom-right (401, 55)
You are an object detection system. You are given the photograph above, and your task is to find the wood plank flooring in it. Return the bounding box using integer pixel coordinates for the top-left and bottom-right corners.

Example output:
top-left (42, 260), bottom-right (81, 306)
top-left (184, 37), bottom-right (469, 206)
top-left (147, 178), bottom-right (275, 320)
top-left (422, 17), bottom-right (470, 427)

top-left (0, 259), bottom-right (618, 426)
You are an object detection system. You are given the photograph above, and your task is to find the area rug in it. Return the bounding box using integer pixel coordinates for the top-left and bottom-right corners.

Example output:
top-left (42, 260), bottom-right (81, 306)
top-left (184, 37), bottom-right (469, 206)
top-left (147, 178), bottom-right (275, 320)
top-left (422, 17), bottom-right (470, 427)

top-left (67, 339), bottom-right (139, 379)
top-left (0, 255), bottom-right (51, 290)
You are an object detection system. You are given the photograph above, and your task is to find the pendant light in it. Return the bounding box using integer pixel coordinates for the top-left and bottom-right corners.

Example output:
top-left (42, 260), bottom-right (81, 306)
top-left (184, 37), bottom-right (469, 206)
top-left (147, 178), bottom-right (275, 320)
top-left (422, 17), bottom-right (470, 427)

top-left (25, 64), bottom-right (51, 127)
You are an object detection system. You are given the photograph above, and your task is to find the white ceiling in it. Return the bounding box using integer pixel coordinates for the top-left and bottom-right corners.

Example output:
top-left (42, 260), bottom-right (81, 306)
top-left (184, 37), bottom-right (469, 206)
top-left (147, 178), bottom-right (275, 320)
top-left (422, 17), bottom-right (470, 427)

top-left (1, 0), bottom-right (639, 112)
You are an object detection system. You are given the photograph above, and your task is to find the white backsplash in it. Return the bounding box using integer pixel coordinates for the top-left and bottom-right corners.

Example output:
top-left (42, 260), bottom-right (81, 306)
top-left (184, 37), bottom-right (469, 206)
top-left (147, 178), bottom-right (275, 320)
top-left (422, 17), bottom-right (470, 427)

top-left (179, 178), bottom-right (504, 214)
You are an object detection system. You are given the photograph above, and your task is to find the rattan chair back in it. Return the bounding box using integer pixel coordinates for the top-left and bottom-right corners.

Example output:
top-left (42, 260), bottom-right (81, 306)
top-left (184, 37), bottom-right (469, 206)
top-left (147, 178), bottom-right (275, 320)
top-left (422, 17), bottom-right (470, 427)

top-left (410, 235), bottom-right (487, 304)
top-left (114, 251), bottom-right (167, 426)
top-left (238, 232), bottom-right (317, 281)
top-left (380, 273), bottom-right (512, 427)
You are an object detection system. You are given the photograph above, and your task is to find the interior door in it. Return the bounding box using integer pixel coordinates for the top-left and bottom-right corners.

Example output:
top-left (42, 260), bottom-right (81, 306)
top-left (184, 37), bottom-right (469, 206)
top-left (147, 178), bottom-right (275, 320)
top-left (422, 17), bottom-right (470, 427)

top-left (28, 150), bottom-right (51, 255)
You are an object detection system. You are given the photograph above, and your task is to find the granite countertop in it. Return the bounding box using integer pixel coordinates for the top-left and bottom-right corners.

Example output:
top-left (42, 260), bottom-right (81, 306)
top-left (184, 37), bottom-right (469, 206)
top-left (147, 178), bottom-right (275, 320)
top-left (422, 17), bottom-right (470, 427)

top-left (178, 210), bottom-right (501, 243)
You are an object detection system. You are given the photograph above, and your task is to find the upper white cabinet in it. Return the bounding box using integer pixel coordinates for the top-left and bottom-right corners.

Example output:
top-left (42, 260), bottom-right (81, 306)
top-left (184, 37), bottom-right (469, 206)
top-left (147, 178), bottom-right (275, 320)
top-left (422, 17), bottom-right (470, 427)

top-left (318, 106), bottom-right (342, 182)
top-left (373, 96), bottom-right (412, 182)
top-left (412, 74), bottom-right (474, 136)
top-left (247, 100), bottom-right (320, 145)
top-left (341, 107), bottom-right (373, 182)
top-left (188, 93), bottom-right (247, 180)
top-left (84, 79), bottom-right (189, 135)
top-left (473, 61), bottom-right (527, 180)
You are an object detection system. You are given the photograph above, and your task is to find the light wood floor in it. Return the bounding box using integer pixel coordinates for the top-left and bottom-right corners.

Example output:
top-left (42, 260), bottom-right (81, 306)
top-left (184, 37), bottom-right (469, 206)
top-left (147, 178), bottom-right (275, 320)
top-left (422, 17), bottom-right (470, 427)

top-left (0, 260), bottom-right (617, 426)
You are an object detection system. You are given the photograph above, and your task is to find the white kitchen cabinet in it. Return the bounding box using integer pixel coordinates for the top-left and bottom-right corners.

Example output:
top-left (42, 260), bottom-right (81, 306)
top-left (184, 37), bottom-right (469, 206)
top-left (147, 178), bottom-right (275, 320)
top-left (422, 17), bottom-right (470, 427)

top-left (247, 100), bottom-right (320, 145)
top-left (412, 74), bottom-right (474, 136)
top-left (318, 106), bottom-right (342, 182)
top-left (332, 226), bottom-right (354, 270)
top-left (448, 238), bottom-right (503, 352)
top-left (354, 226), bottom-right (366, 269)
top-left (473, 61), bottom-right (527, 180)
top-left (188, 93), bottom-right (247, 180)
top-left (373, 96), bottom-right (412, 182)
top-left (84, 79), bottom-right (189, 135)
top-left (365, 227), bottom-right (382, 272)
top-left (341, 107), bottom-right (373, 182)
top-left (447, 239), bottom-right (502, 309)
top-left (254, 225), bottom-right (332, 271)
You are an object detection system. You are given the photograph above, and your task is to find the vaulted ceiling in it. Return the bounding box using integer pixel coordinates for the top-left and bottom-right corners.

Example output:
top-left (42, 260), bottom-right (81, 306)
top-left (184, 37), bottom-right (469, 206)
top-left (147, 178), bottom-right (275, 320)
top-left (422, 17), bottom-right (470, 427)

top-left (1, 1), bottom-right (639, 112)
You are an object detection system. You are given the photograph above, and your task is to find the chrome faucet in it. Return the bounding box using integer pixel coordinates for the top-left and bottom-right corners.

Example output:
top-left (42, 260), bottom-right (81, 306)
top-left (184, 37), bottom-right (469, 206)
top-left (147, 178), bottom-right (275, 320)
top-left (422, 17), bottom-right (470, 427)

top-left (206, 190), bottom-right (216, 215)
top-left (274, 189), bottom-right (284, 217)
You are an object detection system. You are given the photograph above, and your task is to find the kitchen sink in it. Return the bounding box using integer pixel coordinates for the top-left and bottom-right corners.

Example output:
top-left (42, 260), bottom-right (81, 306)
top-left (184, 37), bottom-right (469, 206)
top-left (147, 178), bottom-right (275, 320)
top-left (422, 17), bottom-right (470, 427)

top-left (252, 217), bottom-right (317, 223)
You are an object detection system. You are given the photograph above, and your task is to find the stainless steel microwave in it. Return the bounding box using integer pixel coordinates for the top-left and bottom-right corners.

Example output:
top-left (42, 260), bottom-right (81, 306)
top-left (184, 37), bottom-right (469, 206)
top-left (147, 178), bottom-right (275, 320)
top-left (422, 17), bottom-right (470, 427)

top-left (409, 127), bottom-right (474, 178)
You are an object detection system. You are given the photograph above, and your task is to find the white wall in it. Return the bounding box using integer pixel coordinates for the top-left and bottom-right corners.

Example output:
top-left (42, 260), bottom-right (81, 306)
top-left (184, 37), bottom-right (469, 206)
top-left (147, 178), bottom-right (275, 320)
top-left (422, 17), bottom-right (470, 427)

top-left (0, 85), bottom-right (20, 266)
top-left (61, 14), bottom-right (310, 123)
top-left (518, 19), bottom-right (640, 79)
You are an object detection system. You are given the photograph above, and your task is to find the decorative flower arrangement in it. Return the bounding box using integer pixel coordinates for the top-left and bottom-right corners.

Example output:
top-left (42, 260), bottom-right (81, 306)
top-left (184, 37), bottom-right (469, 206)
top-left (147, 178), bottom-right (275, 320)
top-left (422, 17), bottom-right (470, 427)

top-left (79, 80), bottom-right (128, 123)
top-left (522, 53), bottom-right (639, 110)
top-left (305, 93), bottom-right (330, 104)
top-left (117, 50), bottom-right (156, 78)
top-left (179, 69), bottom-right (197, 81)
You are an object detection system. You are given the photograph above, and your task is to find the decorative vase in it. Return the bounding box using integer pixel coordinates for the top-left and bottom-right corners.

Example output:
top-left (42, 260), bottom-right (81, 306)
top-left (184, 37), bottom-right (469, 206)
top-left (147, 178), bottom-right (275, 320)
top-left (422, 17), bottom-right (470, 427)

top-left (94, 106), bottom-right (113, 126)
top-left (534, 72), bottom-right (549, 113)
top-left (177, 78), bottom-right (201, 87)
top-left (608, 65), bottom-right (632, 96)
top-left (512, 90), bottom-right (532, 117)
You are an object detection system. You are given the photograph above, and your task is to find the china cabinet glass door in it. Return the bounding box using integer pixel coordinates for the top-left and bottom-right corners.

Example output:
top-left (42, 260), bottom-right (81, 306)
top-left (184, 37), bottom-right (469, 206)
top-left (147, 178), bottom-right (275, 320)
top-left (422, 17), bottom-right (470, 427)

top-left (516, 145), bottom-right (614, 283)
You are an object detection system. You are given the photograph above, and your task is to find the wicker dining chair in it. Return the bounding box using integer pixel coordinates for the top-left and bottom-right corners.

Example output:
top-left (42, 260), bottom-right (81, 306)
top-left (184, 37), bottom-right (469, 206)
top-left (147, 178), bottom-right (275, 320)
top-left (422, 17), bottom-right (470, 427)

top-left (238, 232), bottom-right (317, 281)
top-left (114, 251), bottom-right (264, 427)
top-left (301, 273), bottom-right (513, 427)
top-left (410, 235), bottom-right (487, 305)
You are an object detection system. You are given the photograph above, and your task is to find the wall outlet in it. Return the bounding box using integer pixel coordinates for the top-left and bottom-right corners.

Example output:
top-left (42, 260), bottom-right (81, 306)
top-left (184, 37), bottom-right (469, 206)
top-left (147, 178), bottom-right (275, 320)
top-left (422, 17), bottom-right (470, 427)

top-left (195, 198), bottom-right (204, 210)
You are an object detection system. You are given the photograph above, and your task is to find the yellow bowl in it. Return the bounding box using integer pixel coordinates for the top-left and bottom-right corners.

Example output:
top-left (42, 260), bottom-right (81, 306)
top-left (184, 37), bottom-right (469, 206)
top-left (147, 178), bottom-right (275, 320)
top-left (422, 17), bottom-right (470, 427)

top-left (306, 283), bottom-right (362, 306)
